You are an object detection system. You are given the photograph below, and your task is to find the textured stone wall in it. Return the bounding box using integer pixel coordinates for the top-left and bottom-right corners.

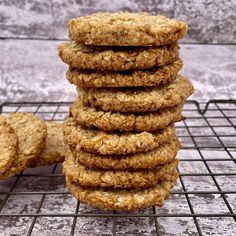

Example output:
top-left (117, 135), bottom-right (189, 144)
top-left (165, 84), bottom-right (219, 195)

top-left (0, 40), bottom-right (235, 104)
top-left (0, 0), bottom-right (235, 43)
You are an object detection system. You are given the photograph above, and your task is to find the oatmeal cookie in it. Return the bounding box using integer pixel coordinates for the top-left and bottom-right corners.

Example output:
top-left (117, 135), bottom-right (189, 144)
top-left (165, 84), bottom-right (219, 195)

top-left (58, 42), bottom-right (179, 71)
top-left (70, 98), bottom-right (183, 132)
top-left (79, 75), bottom-right (194, 113)
top-left (0, 113), bottom-right (47, 179)
top-left (0, 116), bottom-right (18, 175)
top-left (63, 155), bottom-right (178, 189)
top-left (63, 117), bottom-right (175, 155)
top-left (66, 168), bottom-right (179, 211)
top-left (67, 59), bottom-right (183, 87)
top-left (73, 138), bottom-right (180, 170)
top-left (29, 121), bottom-right (68, 167)
top-left (68, 12), bottom-right (187, 46)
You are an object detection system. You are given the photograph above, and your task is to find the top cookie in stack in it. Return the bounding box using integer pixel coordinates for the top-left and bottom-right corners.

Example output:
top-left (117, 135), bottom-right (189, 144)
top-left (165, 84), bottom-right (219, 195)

top-left (59, 12), bottom-right (186, 73)
top-left (58, 12), bottom-right (193, 211)
top-left (68, 12), bottom-right (187, 46)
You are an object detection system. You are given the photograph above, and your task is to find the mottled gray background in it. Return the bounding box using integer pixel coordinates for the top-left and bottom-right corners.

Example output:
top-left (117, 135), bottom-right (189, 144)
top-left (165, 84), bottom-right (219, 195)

top-left (0, 0), bottom-right (236, 103)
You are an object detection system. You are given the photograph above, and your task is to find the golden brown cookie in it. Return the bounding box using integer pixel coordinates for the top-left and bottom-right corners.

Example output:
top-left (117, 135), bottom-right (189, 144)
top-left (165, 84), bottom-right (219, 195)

top-left (29, 121), bottom-right (68, 168)
top-left (63, 154), bottom-right (178, 189)
top-left (79, 75), bottom-right (194, 113)
top-left (67, 59), bottom-right (183, 87)
top-left (63, 117), bottom-right (176, 155)
top-left (73, 138), bottom-right (180, 170)
top-left (0, 113), bottom-right (47, 179)
top-left (58, 42), bottom-right (179, 71)
top-left (0, 116), bottom-right (18, 176)
top-left (70, 98), bottom-right (183, 132)
top-left (68, 12), bottom-right (187, 46)
top-left (66, 168), bottom-right (179, 211)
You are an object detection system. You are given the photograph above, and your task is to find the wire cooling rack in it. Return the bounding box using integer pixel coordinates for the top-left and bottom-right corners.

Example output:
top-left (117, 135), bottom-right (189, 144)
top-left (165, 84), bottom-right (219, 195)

top-left (0, 100), bottom-right (235, 236)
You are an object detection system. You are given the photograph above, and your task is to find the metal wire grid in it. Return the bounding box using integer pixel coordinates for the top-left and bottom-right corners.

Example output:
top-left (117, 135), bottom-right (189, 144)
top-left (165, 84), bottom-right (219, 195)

top-left (0, 100), bottom-right (235, 235)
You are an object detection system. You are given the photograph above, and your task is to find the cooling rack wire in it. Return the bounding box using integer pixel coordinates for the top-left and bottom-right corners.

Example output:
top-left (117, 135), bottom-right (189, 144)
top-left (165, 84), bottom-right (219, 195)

top-left (0, 100), bottom-right (235, 236)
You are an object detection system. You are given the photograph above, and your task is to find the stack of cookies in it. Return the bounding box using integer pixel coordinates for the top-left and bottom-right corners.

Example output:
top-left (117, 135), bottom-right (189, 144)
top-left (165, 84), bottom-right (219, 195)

top-left (58, 12), bottom-right (194, 211)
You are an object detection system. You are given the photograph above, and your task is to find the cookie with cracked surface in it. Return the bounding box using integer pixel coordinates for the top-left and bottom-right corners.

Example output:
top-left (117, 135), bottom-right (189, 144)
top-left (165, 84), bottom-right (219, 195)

top-left (68, 12), bottom-right (187, 46)
top-left (63, 117), bottom-right (176, 155)
top-left (63, 154), bottom-right (178, 189)
top-left (67, 59), bottom-right (183, 87)
top-left (79, 75), bottom-right (194, 113)
top-left (58, 42), bottom-right (179, 71)
top-left (29, 121), bottom-right (68, 168)
top-left (70, 98), bottom-right (183, 132)
top-left (66, 168), bottom-right (179, 211)
top-left (73, 138), bottom-right (180, 170)
top-left (0, 116), bottom-right (18, 176)
top-left (0, 113), bottom-right (47, 179)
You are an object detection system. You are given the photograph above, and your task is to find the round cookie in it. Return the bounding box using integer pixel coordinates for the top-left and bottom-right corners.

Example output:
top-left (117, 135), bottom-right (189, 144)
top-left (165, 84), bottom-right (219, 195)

top-left (0, 116), bottom-right (18, 176)
top-left (68, 12), bottom-right (187, 46)
top-left (79, 75), bottom-right (194, 113)
top-left (63, 117), bottom-right (176, 155)
top-left (70, 98), bottom-right (183, 132)
top-left (73, 138), bottom-right (180, 170)
top-left (66, 168), bottom-right (179, 211)
top-left (0, 113), bottom-right (47, 179)
top-left (67, 59), bottom-right (183, 87)
top-left (58, 42), bottom-right (179, 71)
top-left (29, 121), bottom-right (68, 168)
top-left (63, 155), bottom-right (178, 189)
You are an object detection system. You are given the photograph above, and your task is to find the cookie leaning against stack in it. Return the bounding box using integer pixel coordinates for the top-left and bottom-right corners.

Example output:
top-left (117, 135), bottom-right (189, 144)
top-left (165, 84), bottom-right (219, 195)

top-left (0, 113), bottom-right (47, 179)
top-left (58, 12), bottom-right (193, 211)
top-left (0, 114), bottom-right (68, 180)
